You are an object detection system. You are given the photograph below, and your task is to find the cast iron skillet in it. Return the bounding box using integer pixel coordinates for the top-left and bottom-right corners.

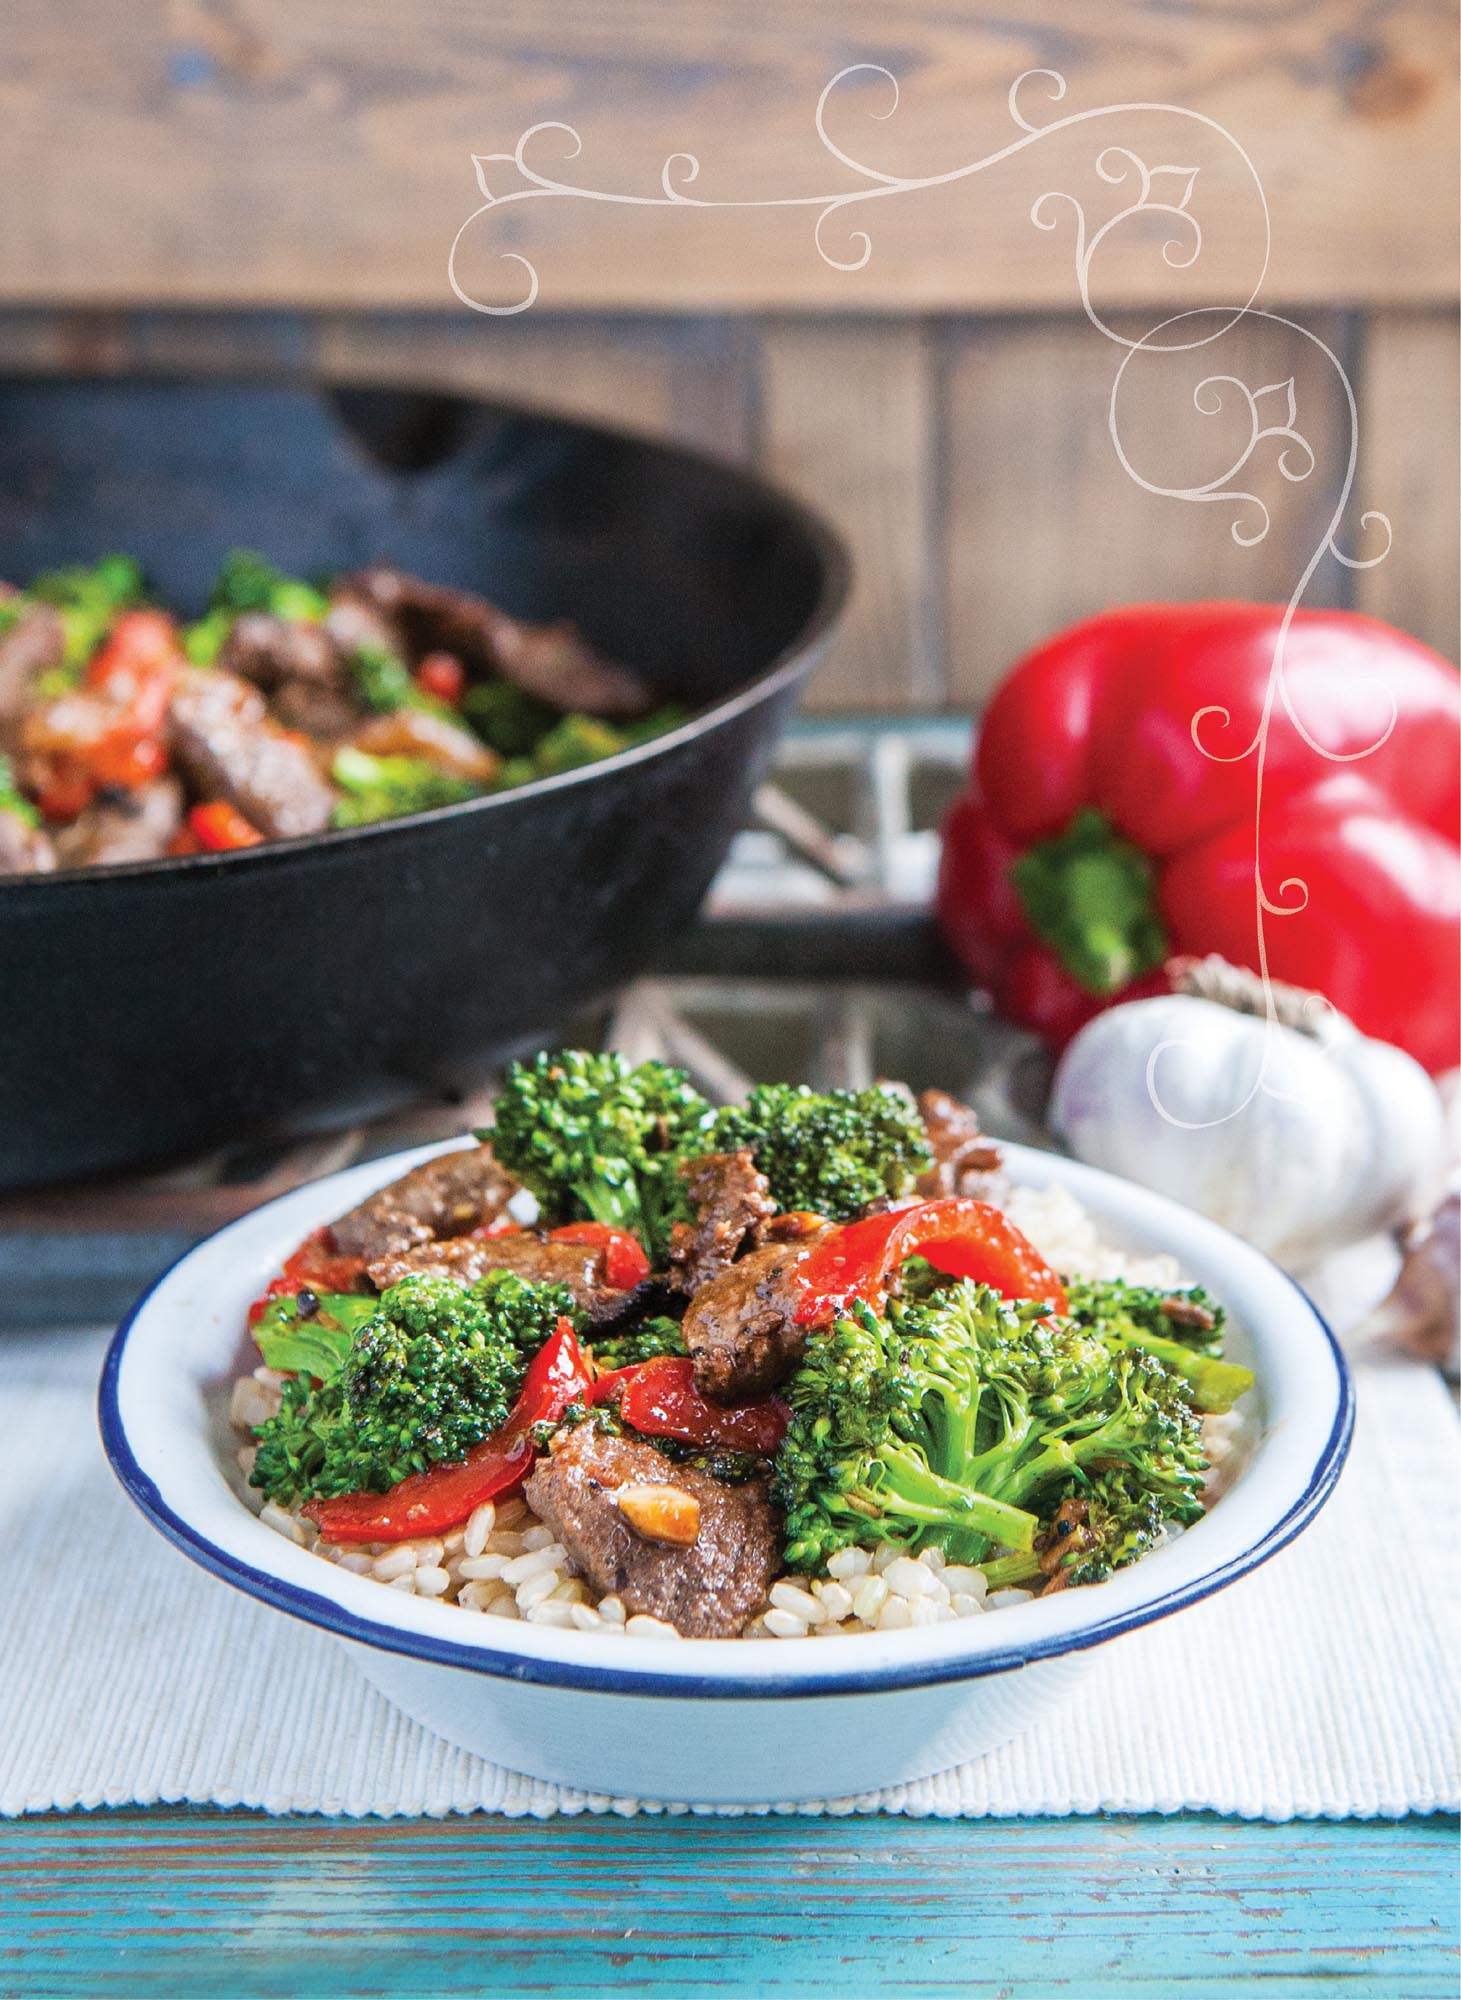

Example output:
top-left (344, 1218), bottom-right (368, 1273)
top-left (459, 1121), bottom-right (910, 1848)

top-left (0, 376), bottom-right (849, 1189)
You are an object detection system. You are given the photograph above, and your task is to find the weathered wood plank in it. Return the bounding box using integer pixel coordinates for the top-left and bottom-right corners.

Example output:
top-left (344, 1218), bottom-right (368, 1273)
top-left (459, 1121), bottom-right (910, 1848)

top-left (1, 1810), bottom-right (1455, 1999)
top-left (0, 308), bottom-right (755, 459)
top-left (759, 320), bottom-right (939, 708)
top-left (316, 312), bottom-right (680, 442)
top-left (3, 3), bottom-right (1455, 309)
top-left (1353, 310), bottom-right (1460, 660)
top-left (942, 311), bottom-right (1354, 706)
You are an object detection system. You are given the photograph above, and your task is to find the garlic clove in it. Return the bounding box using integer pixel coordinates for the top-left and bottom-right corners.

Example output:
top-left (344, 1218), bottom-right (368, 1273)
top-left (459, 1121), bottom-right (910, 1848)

top-left (613, 1483), bottom-right (702, 1548)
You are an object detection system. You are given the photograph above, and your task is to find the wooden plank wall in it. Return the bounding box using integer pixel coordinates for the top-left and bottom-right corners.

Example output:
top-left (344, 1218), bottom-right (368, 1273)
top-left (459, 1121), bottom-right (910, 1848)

top-left (4, 2), bottom-right (1455, 312)
top-left (2, 0), bottom-right (1455, 705)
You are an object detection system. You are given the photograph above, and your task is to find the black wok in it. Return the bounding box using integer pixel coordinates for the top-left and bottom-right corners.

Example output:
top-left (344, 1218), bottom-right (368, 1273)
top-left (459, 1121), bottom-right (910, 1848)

top-left (0, 375), bottom-right (849, 1189)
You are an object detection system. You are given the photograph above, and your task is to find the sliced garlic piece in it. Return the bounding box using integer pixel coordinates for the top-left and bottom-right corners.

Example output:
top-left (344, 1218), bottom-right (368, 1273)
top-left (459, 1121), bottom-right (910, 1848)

top-left (614, 1483), bottom-right (701, 1548)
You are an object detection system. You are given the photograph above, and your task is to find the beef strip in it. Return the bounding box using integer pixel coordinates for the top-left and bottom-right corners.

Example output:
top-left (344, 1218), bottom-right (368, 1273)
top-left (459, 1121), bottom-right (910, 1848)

top-left (219, 614), bottom-right (364, 742)
top-left (270, 678), bottom-right (363, 742)
top-left (323, 590), bottom-right (407, 663)
top-left (524, 1423), bottom-right (781, 1638)
top-left (668, 1149), bottom-right (776, 1293)
top-left (366, 1232), bottom-right (624, 1325)
top-left (54, 776), bottom-right (184, 868)
top-left (167, 667), bottom-right (337, 839)
top-left (339, 564), bottom-right (654, 719)
top-left (330, 1143), bottom-right (519, 1261)
top-left (681, 1238), bottom-right (821, 1404)
top-left (915, 1088), bottom-right (1004, 1201)
top-left (485, 613), bottom-right (653, 720)
top-left (219, 613), bottom-right (343, 689)
top-left (0, 808), bottom-right (55, 877)
top-left (0, 602), bottom-right (64, 748)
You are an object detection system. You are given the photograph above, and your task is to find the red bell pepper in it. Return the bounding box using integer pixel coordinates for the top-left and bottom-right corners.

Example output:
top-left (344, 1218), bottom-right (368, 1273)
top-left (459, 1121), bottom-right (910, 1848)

top-left (465, 1218), bottom-right (650, 1287)
top-left (592, 1354), bottom-right (789, 1455)
top-left (246, 1228), bottom-right (370, 1325)
top-left (793, 1197), bottom-right (1068, 1327)
top-left (415, 652), bottom-right (466, 705)
top-left (188, 801), bottom-right (264, 852)
top-left (28, 608), bottom-right (180, 816)
top-left (546, 1222), bottom-right (651, 1291)
top-left (937, 604), bottom-right (1461, 1071)
top-left (304, 1320), bottom-right (592, 1543)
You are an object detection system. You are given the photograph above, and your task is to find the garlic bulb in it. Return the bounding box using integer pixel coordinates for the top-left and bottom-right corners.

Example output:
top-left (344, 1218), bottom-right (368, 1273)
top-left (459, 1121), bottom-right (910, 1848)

top-left (1049, 961), bottom-right (1451, 1269)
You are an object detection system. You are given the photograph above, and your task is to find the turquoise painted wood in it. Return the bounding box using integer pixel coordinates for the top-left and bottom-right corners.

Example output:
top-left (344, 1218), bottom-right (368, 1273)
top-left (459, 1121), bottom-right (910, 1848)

top-left (2, 1812), bottom-right (1456, 1999)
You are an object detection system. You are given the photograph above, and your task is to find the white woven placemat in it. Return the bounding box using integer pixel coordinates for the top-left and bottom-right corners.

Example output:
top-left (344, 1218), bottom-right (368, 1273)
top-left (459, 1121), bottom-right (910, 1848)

top-left (1, 1325), bottom-right (1456, 1820)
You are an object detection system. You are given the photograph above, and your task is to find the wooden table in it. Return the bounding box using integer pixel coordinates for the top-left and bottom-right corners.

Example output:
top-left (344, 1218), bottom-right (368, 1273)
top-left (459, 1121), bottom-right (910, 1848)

top-left (3, 1808), bottom-right (1455, 1996)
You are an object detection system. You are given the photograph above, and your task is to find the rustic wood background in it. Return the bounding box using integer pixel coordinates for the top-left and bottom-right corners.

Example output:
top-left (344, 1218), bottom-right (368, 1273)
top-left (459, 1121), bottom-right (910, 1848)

top-left (2, 1), bottom-right (1455, 706)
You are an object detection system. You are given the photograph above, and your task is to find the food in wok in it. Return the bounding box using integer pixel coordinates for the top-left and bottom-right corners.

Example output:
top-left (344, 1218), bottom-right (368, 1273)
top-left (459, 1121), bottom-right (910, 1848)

top-left (0, 553), bottom-right (686, 873)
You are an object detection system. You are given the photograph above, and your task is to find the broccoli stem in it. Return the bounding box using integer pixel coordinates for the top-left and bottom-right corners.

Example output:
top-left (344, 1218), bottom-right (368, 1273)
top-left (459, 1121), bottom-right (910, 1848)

top-left (576, 1170), bottom-right (644, 1238)
top-left (979, 1549), bottom-right (1044, 1589)
top-left (876, 1443), bottom-right (1040, 1553)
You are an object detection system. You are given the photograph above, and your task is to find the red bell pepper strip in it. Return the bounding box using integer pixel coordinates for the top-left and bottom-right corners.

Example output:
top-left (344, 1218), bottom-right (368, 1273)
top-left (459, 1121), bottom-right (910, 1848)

top-left (793, 1197), bottom-right (1068, 1327)
top-left (415, 652), bottom-right (466, 705)
top-left (936, 604), bottom-right (1461, 1070)
top-left (246, 1228), bottom-right (370, 1325)
top-left (593, 1355), bottom-right (789, 1455)
top-left (28, 609), bottom-right (181, 815)
top-left (304, 1320), bottom-right (592, 1543)
top-left (188, 801), bottom-right (264, 852)
top-left (546, 1222), bottom-right (651, 1291)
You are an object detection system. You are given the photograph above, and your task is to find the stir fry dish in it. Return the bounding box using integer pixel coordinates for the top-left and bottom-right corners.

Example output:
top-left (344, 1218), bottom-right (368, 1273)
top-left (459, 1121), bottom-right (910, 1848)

top-left (0, 553), bottom-right (686, 874)
top-left (231, 1054), bottom-right (1255, 1640)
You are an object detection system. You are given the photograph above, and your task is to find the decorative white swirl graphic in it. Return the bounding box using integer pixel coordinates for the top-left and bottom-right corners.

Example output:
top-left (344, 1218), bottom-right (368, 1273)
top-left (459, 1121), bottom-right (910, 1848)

top-left (451, 65), bottom-right (1393, 1128)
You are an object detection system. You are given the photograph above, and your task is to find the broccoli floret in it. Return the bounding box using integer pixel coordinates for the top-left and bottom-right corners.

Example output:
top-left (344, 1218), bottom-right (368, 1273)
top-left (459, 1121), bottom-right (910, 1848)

top-left (776, 1280), bottom-right (1210, 1576)
top-left (981, 1468), bottom-right (1175, 1592)
top-left (1067, 1277), bottom-right (1225, 1354)
top-left (30, 553), bottom-right (144, 670)
top-left (1066, 1277), bottom-right (1252, 1413)
top-left (189, 550), bottom-right (328, 667)
top-left (343, 643), bottom-right (433, 717)
top-left (211, 549), bottom-right (327, 623)
top-left (486, 1050), bottom-right (715, 1263)
top-left (623, 701), bottom-right (692, 746)
top-left (588, 1315), bottom-right (687, 1372)
top-left (0, 756), bottom-right (38, 829)
top-left (490, 754), bottom-right (539, 792)
top-left (531, 713), bottom-right (630, 776)
top-left (249, 1374), bottom-right (353, 1510)
top-left (777, 1291), bottom-right (1049, 1571)
top-left (471, 1268), bottom-right (580, 1352)
top-left (181, 606), bottom-right (235, 666)
top-left (481, 706), bottom-right (685, 791)
top-left (1059, 1468), bottom-right (1173, 1587)
top-left (461, 678), bottom-right (559, 758)
top-left (712, 1083), bottom-right (931, 1221)
top-left (250, 1271), bottom-right (568, 1506)
top-left (329, 746), bottom-right (482, 826)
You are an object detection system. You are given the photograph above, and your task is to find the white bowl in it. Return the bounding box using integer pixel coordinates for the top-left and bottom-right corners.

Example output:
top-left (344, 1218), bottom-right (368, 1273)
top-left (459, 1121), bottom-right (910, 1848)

top-left (101, 1140), bottom-right (1351, 1804)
